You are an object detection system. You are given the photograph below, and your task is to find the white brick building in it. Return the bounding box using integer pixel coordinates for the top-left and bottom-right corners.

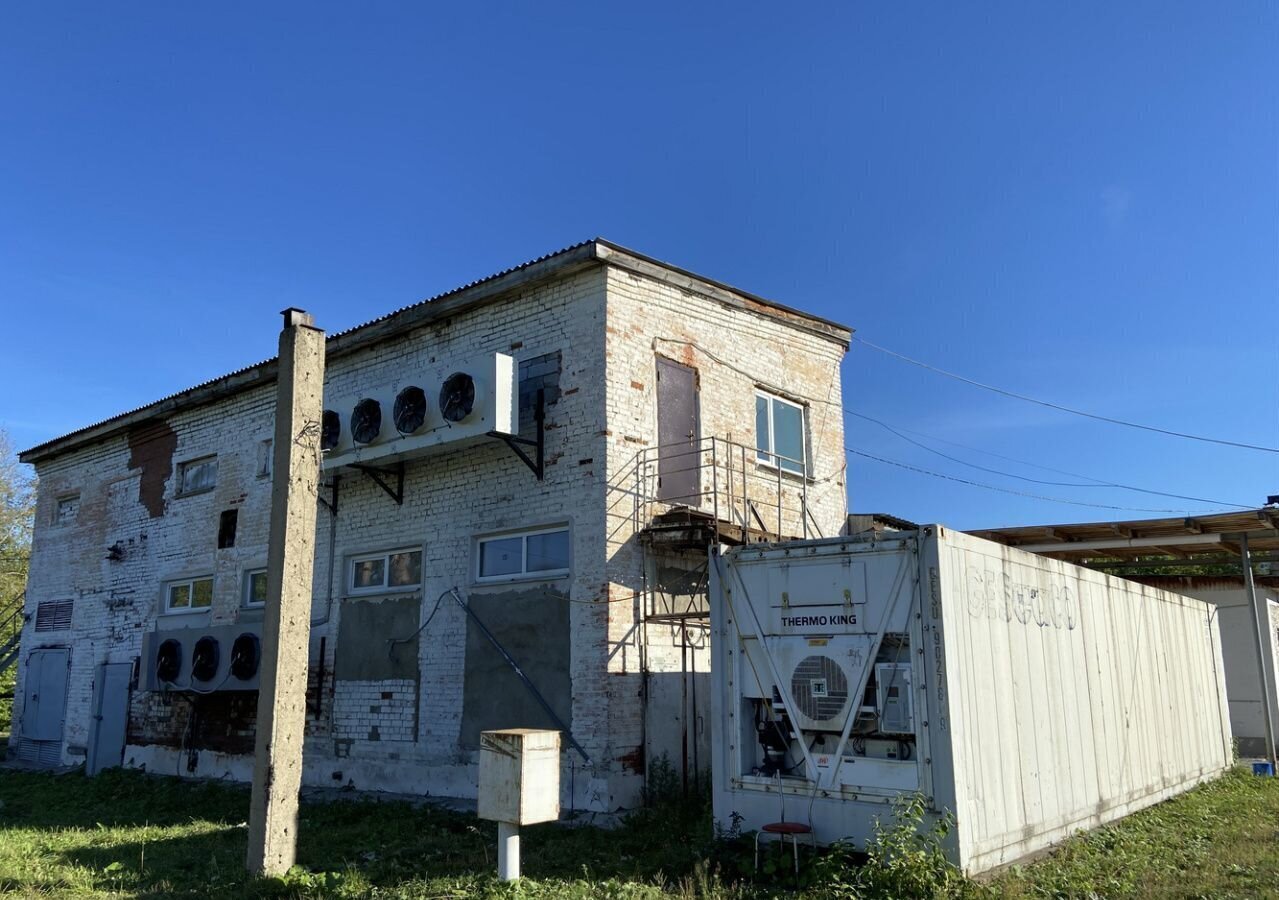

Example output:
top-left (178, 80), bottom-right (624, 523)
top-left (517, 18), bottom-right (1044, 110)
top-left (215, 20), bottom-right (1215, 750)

top-left (12, 240), bottom-right (851, 810)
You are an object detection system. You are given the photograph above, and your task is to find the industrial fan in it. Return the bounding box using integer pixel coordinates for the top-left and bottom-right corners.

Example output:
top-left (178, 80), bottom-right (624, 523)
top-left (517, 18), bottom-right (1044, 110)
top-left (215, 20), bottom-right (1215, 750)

top-left (393, 385), bottom-right (428, 434)
top-left (439, 372), bottom-right (476, 423)
top-left (351, 398), bottom-right (383, 444)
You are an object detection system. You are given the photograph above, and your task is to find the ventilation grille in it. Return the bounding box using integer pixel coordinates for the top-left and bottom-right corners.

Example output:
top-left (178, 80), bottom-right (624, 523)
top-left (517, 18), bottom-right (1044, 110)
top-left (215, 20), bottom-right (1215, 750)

top-left (790, 655), bottom-right (850, 722)
top-left (15, 738), bottom-right (61, 767)
top-left (34, 600), bottom-right (73, 632)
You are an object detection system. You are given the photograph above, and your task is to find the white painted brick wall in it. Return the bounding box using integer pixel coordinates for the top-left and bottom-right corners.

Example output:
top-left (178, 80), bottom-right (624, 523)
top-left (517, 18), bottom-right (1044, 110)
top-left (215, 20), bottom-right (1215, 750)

top-left (13, 252), bottom-right (848, 812)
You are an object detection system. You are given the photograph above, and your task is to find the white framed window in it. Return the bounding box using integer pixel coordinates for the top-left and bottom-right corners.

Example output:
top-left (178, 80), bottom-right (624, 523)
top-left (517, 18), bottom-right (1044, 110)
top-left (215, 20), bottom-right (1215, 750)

top-left (476, 525), bottom-right (570, 583)
top-left (165, 576), bottom-right (214, 614)
top-left (755, 391), bottom-right (807, 476)
top-left (177, 456), bottom-right (218, 496)
top-left (243, 569), bottom-right (268, 607)
top-left (55, 494), bottom-right (80, 526)
top-left (349, 547), bottom-right (423, 595)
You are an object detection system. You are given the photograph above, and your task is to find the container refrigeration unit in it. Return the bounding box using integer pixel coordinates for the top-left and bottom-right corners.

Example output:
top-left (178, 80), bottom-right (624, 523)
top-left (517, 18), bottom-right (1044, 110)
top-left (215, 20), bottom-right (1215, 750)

top-left (708, 525), bottom-right (1233, 875)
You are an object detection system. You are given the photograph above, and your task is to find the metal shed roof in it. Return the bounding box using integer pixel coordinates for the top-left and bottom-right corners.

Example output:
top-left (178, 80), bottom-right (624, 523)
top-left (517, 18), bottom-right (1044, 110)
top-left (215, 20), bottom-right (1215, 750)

top-left (968, 507), bottom-right (1279, 565)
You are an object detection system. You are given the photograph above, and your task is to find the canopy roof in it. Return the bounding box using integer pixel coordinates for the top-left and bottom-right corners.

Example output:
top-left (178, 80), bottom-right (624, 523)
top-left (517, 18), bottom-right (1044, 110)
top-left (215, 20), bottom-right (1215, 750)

top-left (968, 508), bottom-right (1279, 566)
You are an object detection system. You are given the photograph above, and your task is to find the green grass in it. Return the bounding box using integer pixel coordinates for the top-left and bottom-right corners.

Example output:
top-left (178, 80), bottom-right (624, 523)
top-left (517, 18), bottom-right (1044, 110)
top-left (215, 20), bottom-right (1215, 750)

top-left (0, 765), bottom-right (1276, 898)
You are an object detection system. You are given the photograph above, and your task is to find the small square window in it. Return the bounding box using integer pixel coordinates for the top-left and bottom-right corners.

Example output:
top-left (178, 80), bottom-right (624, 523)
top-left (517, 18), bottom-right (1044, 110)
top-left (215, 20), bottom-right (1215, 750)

top-left (349, 548), bottom-right (422, 594)
top-left (476, 526), bottom-right (570, 582)
top-left (178, 457), bottom-right (218, 496)
top-left (165, 576), bottom-right (214, 614)
top-left (244, 569), bottom-right (268, 607)
top-left (55, 494), bottom-right (80, 525)
top-left (755, 392), bottom-right (807, 476)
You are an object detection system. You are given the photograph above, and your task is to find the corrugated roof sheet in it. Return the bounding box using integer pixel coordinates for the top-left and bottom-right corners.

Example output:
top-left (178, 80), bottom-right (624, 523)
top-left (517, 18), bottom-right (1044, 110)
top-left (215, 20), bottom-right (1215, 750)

top-left (20, 238), bottom-right (851, 462)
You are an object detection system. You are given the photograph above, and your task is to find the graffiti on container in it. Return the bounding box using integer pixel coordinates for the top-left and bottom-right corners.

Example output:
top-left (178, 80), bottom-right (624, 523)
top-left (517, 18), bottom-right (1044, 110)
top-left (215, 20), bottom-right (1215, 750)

top-left (963, 565), bottom-right (1077, 630)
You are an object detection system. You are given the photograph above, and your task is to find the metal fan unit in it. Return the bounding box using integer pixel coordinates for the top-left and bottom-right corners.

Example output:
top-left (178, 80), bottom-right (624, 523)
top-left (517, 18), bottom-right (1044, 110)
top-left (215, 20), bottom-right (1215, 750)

top-left (191, 636), bottom-right (220, 683)
top-left (156, 639), bottom-right (182, 684)
top-left (230, 632), bottom-right (261, 681)
top-left (393, 385), bottom-right (428, 434)
top-left (439, 372), bottom-right (476, 423)
top-left (351, 398), bottom-right (383, 444)
top-left (321, 410), bottom-right (341, 451)
top-left (142, 624), bottom-right (264, 692)
top-left (320, 353), bottom-right (516, 470)
top-left (790, 655), bottom-right (851, 725)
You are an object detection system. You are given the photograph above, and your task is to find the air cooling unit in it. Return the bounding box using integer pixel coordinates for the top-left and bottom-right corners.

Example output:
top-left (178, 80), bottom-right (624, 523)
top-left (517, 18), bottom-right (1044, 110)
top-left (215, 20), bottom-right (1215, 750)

top-left (783, 652), bottom-right (856, 732)
top-left (321, 352), bottom-right (516, 470)
top-left (142, 623), bottom-right (263, 693)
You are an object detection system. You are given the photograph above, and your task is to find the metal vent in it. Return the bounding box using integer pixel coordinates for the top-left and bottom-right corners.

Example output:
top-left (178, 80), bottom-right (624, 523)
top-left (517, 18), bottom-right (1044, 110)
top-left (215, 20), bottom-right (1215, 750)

top-left (15, 737), bottom-right (61, 767)
top-left (790, 655), bottom-right (849, 722)
top-left (34, 600), bottom-right (73, 632)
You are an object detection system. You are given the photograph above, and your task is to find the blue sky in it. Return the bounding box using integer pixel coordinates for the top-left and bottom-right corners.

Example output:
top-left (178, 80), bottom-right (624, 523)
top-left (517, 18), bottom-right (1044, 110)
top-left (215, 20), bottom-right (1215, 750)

top-left (1, 2), bottom-right (1274, 529)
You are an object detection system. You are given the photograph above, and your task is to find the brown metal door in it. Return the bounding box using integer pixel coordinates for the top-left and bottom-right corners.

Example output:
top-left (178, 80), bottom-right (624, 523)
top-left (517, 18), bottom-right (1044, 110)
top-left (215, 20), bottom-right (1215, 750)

top-left (656, 358), bottom-right (699, 503)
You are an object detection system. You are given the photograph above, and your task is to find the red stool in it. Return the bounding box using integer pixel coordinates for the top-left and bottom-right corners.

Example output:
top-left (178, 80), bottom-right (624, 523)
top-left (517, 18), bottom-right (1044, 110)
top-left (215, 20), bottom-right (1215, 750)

top-left (754, 821), bottom-right (816, 875)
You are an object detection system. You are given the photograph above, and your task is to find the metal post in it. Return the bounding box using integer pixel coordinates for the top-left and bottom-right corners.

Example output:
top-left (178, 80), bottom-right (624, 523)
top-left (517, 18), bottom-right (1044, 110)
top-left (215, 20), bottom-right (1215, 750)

top-left (711, 439), bottom-right (720, 544)
top-left (801, 457), bottom-right (809, 540)
top-left (776, 461), bottom-right (782, 539)
top-left (497, 821), bottom-right (520, 880)
top-left (1243, 533), bottom-right (1279, 772)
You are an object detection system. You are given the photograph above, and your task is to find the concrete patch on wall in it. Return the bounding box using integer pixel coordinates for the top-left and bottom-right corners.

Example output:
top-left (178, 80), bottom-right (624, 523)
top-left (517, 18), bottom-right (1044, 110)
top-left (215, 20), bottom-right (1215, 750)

top-left (126, 419), bottom-right (177, 518)
top-left (335, 595), bottom-right (421, 681)
top-left (460, 587), bottom-right (570, 749)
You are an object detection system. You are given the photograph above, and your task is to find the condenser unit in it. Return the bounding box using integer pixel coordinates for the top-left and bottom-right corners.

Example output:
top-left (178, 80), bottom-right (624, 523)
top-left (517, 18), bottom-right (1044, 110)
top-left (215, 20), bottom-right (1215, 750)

top-left (142, 623), bottom-right (263, 692)
top-left (321, 352), bottom-right (516, 470)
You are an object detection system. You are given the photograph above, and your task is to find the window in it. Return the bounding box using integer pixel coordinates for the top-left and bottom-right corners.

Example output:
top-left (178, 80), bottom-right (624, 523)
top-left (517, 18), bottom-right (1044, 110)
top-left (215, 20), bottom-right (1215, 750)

top-left (55, 494), bottom-right (79, 525)
top-left (244, 569), bottom-right (268, 607)
top-left (349, 548), bottom-right (422, 594)
top-left (477, 526), bottom-right (570, 582)
top-left (165, 576), bottom-right (214, 614)
top-left (755, 392), bottom-right (807, 475)
top-left (177, 456), bottom-right (218, 496)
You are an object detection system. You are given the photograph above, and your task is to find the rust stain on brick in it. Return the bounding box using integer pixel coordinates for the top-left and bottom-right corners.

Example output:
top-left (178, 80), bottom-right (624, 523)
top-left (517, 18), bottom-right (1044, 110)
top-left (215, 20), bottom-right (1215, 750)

top-left (618, 744), bottom-right (645, 774)
top-left (126, 419), bottom-right (177, 518)
top-left (630, 380), bottom-right (644, 391)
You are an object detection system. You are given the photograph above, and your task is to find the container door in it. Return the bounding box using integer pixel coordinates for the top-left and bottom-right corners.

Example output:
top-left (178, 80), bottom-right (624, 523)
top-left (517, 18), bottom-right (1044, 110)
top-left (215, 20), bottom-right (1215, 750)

top-left (656, 358), bottom-right (700, 504)
top-left (87, 662), bottom-right (133, 776)
top-left (17, 648), bottom-right (69, 766)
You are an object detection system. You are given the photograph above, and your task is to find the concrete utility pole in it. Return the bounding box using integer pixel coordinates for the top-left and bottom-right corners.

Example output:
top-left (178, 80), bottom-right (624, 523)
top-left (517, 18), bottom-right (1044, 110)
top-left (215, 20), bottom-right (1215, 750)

top-left (1243, 532), bottom-right (1279, 774)
top-left (247, 309), bottom-right (326, 875)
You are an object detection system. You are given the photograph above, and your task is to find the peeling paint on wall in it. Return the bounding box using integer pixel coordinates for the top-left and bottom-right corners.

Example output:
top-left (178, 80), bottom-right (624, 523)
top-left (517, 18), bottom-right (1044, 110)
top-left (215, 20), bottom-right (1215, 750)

top-left (126, 419), bottom-right (177, 518)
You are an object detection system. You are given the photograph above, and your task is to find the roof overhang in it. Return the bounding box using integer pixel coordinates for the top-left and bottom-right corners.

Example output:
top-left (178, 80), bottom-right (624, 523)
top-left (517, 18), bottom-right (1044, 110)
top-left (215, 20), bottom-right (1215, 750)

top-left (968, 508), bottom-right (1279, 567)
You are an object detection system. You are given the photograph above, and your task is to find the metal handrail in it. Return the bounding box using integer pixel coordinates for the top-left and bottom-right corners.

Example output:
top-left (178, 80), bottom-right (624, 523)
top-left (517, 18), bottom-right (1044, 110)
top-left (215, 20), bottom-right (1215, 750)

top-left (626, 436), bottom-right (814, 544)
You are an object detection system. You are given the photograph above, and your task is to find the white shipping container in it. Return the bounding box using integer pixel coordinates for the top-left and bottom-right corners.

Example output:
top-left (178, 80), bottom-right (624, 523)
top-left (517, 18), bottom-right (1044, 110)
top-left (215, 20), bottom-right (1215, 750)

top-left (709, 526), bottom-right (1233, 874)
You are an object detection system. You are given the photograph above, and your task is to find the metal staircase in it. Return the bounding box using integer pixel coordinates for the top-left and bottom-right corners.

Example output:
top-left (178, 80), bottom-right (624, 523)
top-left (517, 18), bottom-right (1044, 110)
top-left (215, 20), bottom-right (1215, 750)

top-left (0, 599), bottom-right (23, 677)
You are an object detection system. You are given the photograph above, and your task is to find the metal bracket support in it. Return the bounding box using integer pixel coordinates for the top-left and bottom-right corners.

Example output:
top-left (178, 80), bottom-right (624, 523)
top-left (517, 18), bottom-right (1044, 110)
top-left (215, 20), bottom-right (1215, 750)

top-left (317, 474), bottom-right (340, 516)
top-left (488, 388), bottom-right (545, 481)
top-left (350, 462), bottom-right (405, 505)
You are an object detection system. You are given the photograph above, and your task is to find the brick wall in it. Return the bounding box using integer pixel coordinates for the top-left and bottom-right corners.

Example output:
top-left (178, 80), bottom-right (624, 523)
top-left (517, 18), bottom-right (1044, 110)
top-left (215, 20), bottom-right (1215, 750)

top-left (13, 250), bottom-right (849, 811)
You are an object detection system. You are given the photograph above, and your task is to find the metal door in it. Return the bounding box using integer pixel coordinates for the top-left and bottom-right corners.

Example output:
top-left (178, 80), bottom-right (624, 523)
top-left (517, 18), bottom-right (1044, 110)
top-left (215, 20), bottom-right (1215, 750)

top-left (87, 662), bottom-right (132, 776)
top-left (17, 648), bottom-right (69, 766)
top-left (656, 358), bottom-right (700, 503)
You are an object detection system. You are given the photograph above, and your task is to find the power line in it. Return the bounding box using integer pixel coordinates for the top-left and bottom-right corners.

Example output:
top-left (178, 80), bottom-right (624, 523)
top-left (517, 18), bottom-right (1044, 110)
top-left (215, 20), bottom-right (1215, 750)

top-left (853, 337), bottom-right (1279, 454)
top-left (844, 408), bottom-right (1255, 510)
top-left (845, 447), bottom-right (1220, 514)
